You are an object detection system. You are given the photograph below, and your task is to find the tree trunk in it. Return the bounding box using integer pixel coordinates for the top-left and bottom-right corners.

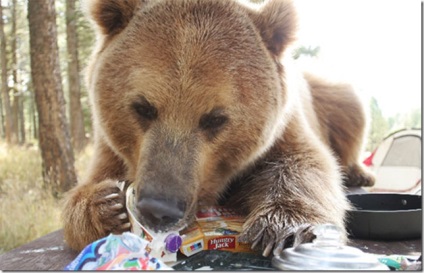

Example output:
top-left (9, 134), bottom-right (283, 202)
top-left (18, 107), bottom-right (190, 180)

top-left (29, 84), bottom-right (38, 140)
top-left (11, 0), bottom-right (20, 144)
top-left (19, 87), bottom-right (25, 143)
top-left (0, 0), bottom-right (14, 145)
top-left (28, 0), bottom-right (77, 197)
top-left (0, 88), bottom-right (4, 139)
top-left (66, 0), bottom-right (86, 152)
top-left (16, 0), bottom-right (25, 144)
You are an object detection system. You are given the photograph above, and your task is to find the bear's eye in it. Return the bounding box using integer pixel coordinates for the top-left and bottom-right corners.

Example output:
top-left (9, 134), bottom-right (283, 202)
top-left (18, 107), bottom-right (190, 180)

top-left (199, 109), bottom-right (228, 137)
top-left (132, 97), bottom-right (158, 121)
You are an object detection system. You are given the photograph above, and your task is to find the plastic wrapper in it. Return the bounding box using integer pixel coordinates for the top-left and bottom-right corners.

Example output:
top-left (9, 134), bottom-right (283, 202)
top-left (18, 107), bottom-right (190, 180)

top-left (64, 232), bottom-right (172, 270)
top-left (378, 255), bottom-right (422, 271)
top-left (126, 183), bottom-right (182, 262)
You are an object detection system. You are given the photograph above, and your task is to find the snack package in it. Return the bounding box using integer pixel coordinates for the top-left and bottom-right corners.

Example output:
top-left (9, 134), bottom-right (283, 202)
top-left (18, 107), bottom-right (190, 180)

top-left (180, 206), bottom-right (254, 257)
top-left (64, 232), bottom-right (172, 270)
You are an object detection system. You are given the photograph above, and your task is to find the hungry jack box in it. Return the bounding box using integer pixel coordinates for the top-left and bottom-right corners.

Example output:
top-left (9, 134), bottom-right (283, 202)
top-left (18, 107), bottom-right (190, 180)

top-left (179, 206), bottom-right (255, 256)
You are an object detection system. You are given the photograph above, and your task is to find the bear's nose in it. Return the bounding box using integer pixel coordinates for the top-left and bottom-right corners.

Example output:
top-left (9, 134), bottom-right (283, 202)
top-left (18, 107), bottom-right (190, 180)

top-left (136, 197), bottom-right (185, 229)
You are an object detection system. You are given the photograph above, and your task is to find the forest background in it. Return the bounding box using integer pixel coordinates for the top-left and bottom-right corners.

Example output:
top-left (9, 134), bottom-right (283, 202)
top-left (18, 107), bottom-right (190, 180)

top-left (0, 0), bottom-right (421, 254)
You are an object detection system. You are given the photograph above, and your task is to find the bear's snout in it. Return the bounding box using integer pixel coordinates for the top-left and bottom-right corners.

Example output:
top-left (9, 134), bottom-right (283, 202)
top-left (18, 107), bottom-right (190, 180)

top-left (136, 196), bottom-right (186, 230)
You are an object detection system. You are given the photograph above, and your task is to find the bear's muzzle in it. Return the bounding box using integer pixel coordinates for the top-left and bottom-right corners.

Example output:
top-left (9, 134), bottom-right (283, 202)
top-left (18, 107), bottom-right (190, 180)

top-left (136, 195), bottom-right (187, 231)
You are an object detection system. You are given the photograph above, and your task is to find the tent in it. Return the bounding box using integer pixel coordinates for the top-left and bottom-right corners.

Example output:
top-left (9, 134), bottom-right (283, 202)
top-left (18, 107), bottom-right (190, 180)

top-left (363, 128), bottom-right (422, 194)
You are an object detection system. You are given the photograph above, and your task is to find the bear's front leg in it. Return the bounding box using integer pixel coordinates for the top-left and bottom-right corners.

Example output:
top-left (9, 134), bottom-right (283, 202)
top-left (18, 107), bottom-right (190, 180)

top-left (63, 179), bottom-right (131, 251)
top-left (62, 140), bottom-right (131, 251)
top-left (237, 136), bottom-right (350, 257)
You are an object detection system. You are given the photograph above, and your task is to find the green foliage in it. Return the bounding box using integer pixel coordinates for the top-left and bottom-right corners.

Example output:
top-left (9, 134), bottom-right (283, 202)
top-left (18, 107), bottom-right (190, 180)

top-left (387, 109), bottom-right (421, 132)
top-left (292, 45), bottom-right (321, 60)
top-left (366, 96), bottom-right (421, 152)
top-left (367, 97), bottom-right (389, 151)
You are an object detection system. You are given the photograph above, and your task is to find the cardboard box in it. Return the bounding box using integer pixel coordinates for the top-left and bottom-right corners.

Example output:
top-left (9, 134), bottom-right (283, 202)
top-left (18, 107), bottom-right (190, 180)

top-left (179, 206), bottom-right (254, 256)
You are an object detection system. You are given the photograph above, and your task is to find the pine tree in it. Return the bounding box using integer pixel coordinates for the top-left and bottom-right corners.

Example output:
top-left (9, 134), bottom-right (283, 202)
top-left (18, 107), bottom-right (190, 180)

top-left (28, 0), bottom-right (77, 196)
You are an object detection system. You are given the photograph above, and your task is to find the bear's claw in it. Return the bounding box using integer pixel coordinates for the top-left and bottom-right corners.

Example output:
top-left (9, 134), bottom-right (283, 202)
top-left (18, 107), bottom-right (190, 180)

top-left (120, 222), bottom-right (131, 230)
top-left (239, 209), bottom-right (316, 257)
top-left (117, 212), bottom-right (128, 220)
top-left (89, 180), bottom-right (131, 235)
top-left (105, 192), bottom-right (120, 200)
top-left (110, 203), bottom-right (124, 210)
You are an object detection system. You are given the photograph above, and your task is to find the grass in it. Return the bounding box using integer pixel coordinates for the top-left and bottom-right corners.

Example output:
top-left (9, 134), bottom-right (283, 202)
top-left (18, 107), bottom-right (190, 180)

top-left (0, 141), bottom-right (93, 254)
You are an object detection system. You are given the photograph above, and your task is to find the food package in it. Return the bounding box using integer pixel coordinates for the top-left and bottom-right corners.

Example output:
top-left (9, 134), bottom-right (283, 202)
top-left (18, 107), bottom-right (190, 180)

top-left (179, 206), bottom-right (254, 257)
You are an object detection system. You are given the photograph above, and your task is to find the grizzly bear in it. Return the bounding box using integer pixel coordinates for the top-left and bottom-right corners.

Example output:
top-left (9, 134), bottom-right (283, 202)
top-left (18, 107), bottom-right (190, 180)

top-left (63, 0), bottom-right (374, 257)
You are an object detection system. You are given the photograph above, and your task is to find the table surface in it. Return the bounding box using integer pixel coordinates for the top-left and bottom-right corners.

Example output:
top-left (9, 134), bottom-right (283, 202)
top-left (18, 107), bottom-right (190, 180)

top-left (0, 228), bottom-right (421, 271)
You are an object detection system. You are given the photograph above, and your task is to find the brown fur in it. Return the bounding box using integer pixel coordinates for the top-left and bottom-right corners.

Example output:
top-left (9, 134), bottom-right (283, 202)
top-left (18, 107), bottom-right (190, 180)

top-left (63, 0), bottom-right (373, 255)
top-left (304, 73), bottom-right (375, 187)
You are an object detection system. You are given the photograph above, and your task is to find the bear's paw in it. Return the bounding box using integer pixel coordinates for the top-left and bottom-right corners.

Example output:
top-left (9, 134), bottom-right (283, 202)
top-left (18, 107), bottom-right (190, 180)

top-left (239, 207), bottom-right (316, 257)
top-left (88, 180), bottom-right (131, 236)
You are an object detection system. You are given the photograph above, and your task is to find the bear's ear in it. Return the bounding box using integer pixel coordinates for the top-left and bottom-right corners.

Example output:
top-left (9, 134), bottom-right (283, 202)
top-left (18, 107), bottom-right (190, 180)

top-left (250, 0), bottom-right (298, 58)
top-left (85, 0), bottom-right (144, 36)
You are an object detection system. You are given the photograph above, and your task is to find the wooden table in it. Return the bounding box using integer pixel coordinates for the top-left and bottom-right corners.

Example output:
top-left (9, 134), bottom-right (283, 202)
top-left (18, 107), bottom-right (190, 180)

top-left (0, 229), bottom-right (421, 270)
top-left (0, 230), bottom-right (77, 271)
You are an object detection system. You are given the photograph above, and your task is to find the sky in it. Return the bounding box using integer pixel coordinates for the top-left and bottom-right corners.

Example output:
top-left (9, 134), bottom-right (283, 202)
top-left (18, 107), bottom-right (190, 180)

top-left (292, 0), bottom-right (421, 118)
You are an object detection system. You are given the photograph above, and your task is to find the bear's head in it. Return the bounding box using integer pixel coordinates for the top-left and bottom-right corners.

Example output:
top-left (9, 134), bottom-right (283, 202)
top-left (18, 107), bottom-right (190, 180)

top-left (85, 0), bottom-right (297, 232)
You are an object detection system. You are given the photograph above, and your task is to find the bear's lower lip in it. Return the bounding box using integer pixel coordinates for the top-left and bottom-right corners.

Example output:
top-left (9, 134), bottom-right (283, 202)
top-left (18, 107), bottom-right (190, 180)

top-left (137, 214), bottom-right (183, 232)
top-left (135, 211), bottom-right (195, 234)
top-left (141, 204), bottom-right (198, 232)
top-left (136, 197), bottom-right (186, 226)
